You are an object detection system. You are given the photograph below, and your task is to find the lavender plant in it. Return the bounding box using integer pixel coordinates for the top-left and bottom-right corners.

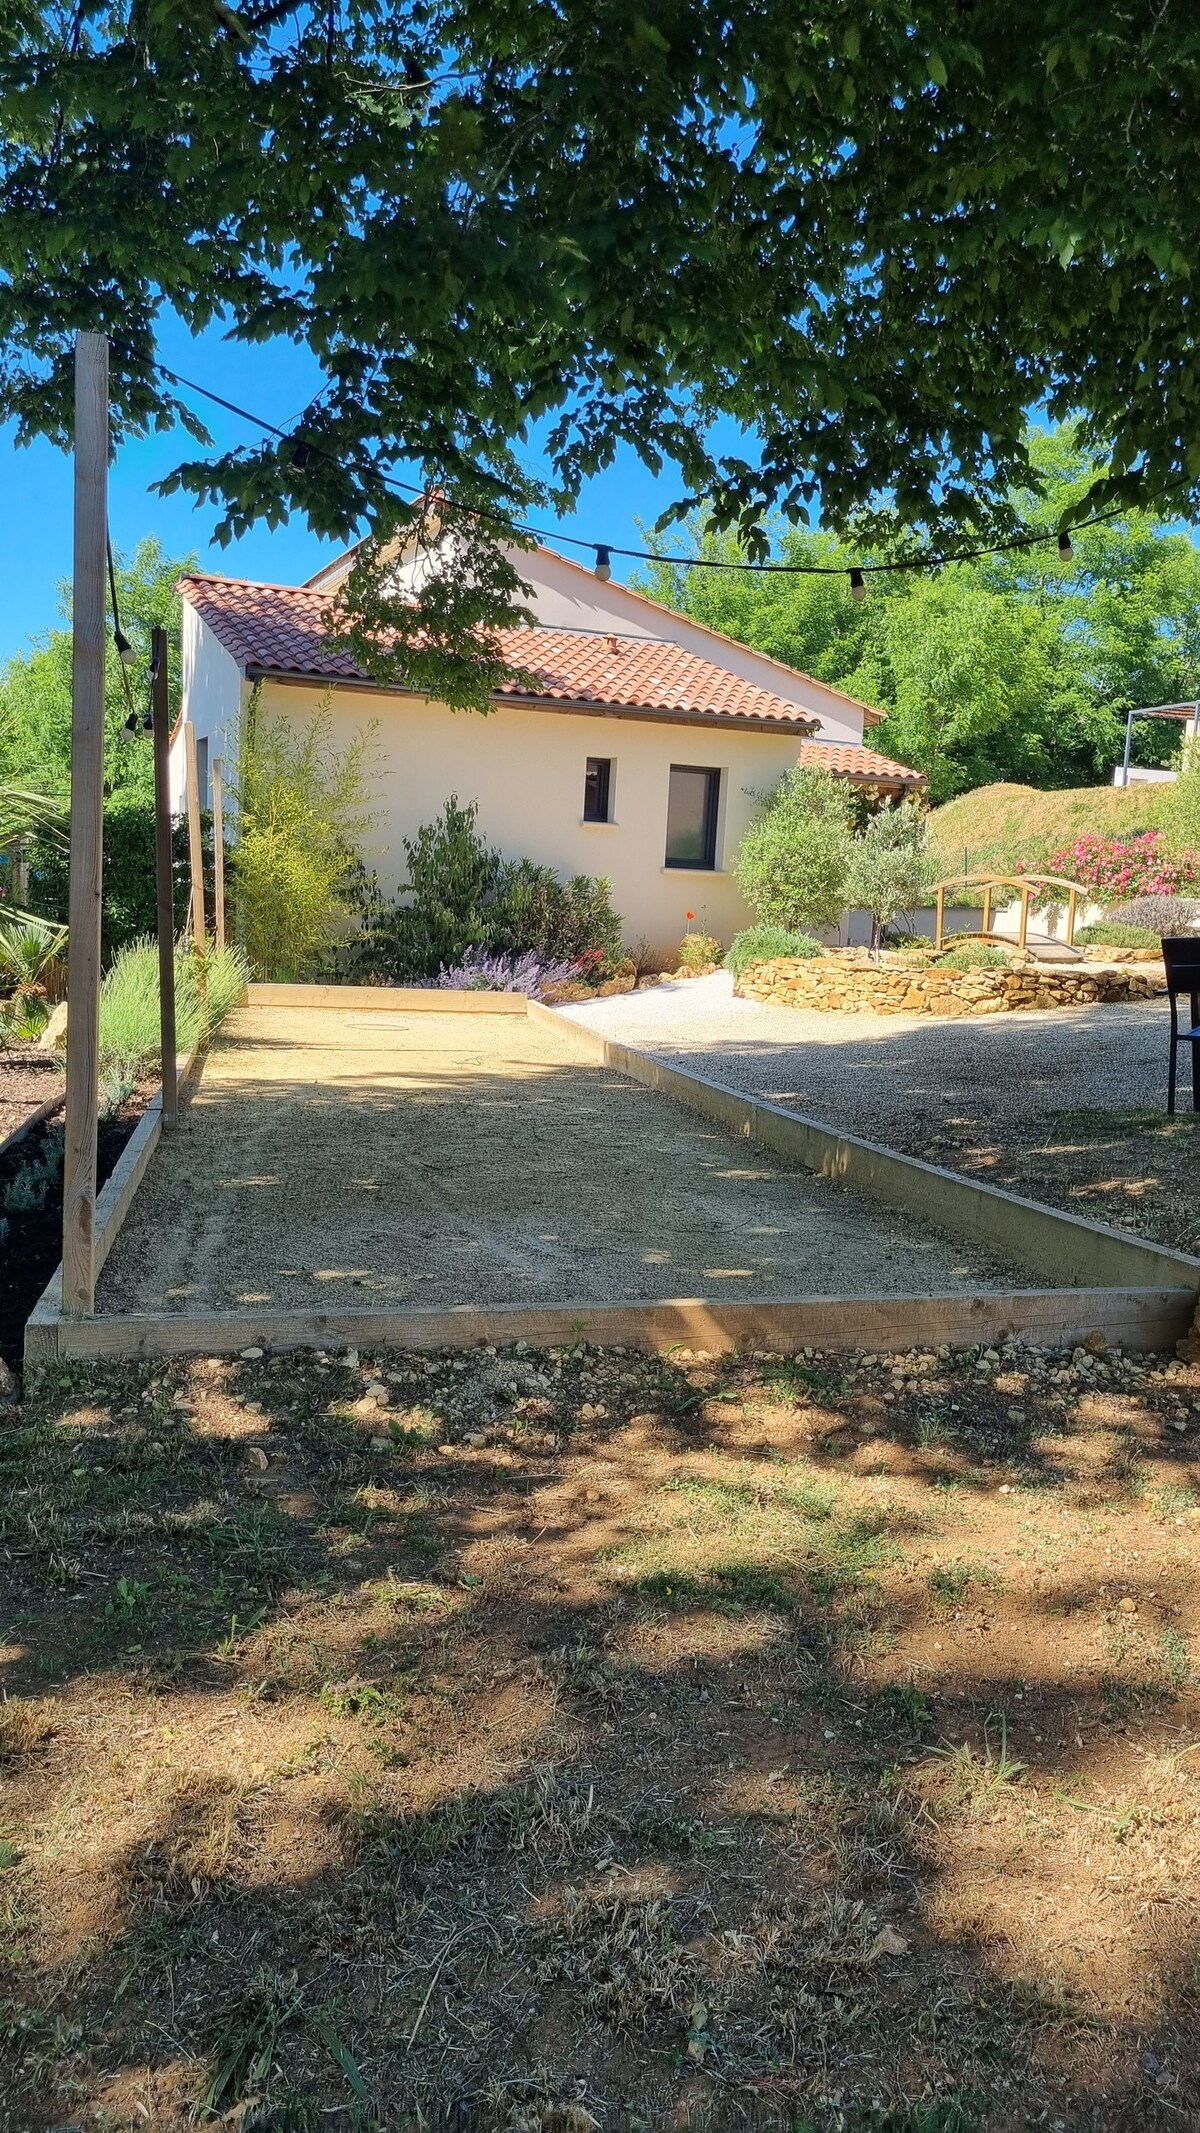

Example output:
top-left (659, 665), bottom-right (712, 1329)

top-left (436, 948), bottom-right (575, 997)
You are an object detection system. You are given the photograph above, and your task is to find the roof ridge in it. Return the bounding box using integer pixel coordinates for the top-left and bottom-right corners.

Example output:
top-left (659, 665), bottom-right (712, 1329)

top-left (522, 540), bottom-right (884, 726)
top-left (178, 576), bottom-right (927, 770)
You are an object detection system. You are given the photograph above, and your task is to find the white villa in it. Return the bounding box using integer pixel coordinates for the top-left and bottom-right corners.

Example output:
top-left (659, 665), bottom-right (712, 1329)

top-left (179, 535), bottom-right (922, 963)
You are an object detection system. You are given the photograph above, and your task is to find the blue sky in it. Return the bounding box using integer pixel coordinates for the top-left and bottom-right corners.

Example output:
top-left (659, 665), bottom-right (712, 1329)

top-left (0, 317), bottom-right (687, 665)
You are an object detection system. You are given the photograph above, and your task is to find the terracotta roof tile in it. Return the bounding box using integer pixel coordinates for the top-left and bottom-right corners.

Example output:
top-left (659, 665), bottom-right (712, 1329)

top-left (180, 573), bottom-right (820, 729)
top-left (800, 738), bottom-right (925, 787)
top-left (179, 573), bottom-right (923, 783)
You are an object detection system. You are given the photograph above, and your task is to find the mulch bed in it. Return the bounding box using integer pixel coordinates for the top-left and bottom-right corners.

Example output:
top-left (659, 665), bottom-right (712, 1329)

top-left (0, 1048), bottom-right (65, 1146)
top-left (0, 1085), bottom-right (153, 1371)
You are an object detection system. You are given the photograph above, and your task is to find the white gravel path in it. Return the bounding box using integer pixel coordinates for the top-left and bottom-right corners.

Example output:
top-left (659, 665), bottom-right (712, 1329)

top-left (552, 972), bottom-right (1171, 1148)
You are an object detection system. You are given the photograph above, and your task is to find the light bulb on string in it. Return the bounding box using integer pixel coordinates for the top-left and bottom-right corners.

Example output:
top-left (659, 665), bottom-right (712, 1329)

top-left (1057, 530), bottom-right (1074, 564)
top-left (594, 544), bottom-right (612, 582)
top-left (849, 567), bottom-right (867, 603)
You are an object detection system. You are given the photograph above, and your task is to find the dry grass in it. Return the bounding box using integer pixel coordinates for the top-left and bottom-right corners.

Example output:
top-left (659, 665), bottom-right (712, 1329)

top-left (2, 1335), bottom-right (1200, 2130)
top-left (928, 780), bottom-right (1166, 880)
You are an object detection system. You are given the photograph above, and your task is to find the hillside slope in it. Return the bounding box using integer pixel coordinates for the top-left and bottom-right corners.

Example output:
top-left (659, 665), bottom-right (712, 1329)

top-left (927, 781), bottom-right (1167, 879)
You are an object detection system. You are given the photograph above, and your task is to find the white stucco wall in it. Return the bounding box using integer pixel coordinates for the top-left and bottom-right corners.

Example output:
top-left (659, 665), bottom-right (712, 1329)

top-left (375, 540), bottom-right (874, 749)
top-left (258, 678), bottom-right (805, 960)
top-left (179, 602), bottom-right (246, 810)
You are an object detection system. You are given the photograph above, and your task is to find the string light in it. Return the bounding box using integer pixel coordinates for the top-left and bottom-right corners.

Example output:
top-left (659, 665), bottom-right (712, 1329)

top-left (119, 343), bottom-right (1183, 588)
top-left (106, 536), bottom-right (137, 667)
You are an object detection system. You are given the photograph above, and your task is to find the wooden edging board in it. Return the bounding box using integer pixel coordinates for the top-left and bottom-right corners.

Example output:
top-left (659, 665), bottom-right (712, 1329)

top-left (27, 1043), bottom-right (203, 1333)
top-left (532, 1000), bottom-right (1200, 1299)
top-left (246, 982), bottom-right (527, 1014)
top-left (0, 1088), bottom-right (66, 1162)
top-left (22, 1286), bottom-right (1199, 1363)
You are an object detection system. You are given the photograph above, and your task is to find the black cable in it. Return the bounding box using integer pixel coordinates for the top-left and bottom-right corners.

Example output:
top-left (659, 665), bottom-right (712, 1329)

top-left (106, 530), bottom-right (137, 715)
top-left (135, 348), bottom-right (1189, 583)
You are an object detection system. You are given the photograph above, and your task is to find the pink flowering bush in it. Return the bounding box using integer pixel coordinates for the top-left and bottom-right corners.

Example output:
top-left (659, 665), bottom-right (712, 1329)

top-left (1049, 830), bottom-right (1200, 904)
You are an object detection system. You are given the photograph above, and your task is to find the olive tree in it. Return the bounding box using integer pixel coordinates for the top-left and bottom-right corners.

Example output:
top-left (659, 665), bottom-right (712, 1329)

top-left (734, 766), bottom-right (854, 933)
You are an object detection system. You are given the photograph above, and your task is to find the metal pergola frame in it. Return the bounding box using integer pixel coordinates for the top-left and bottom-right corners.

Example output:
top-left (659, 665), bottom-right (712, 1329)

top-left (1117, 700), bottom-right (1200, 786)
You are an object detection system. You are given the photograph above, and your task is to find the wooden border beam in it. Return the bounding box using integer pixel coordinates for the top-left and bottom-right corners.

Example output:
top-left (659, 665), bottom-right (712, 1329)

top-left (24, 1286), bottom-right (1197, 1365)
top-left (531, 1003), bottom-right (1200, 1297)
top-left (246, 982), bottom-right (529, 1014)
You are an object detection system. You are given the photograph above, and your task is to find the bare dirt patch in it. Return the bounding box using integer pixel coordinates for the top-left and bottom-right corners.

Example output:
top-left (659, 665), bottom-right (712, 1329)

top-left (0, 1049), bottom-right (63, 1145)
top-left (911, 1108), bottom-right (1200, 1262)
top-left (3, 1335), bottom-right (1200, 2129)
top-left (96, 1005), bottom-right (1021, 1318)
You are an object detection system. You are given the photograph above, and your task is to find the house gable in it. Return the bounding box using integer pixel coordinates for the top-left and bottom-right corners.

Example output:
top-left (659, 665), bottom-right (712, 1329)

top-left (305, 535), bottom-right (883, 744)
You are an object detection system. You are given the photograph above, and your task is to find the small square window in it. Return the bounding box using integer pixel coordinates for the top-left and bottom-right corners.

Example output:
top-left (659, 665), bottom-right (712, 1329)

top-left (665, 765), bottom-right (720, 869)
top-left (583, 756), bottom-right (613, 822)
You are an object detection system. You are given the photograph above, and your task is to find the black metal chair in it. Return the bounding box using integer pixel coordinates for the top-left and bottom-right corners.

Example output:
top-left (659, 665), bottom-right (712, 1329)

top-left (1160, 938), bottom-right (1200, 1113)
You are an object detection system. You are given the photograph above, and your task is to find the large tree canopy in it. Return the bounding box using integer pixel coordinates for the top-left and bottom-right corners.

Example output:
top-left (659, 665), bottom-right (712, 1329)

top-left (2, 1), bottom-right (1199, 697)
top-left (638, 428), bottom-right (1200, 802)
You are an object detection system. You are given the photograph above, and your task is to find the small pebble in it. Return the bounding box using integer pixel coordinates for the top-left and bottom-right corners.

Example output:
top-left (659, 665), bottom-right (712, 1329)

top-left (239, 1347), bottom-right (263, 1361)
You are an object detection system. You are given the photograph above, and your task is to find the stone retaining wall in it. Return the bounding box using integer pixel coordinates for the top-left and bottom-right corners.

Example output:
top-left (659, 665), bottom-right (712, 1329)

top-left (735, 956), bottom-right (1161, 1017)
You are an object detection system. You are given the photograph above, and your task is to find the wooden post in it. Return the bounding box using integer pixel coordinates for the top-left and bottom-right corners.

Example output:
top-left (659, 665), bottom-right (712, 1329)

top-left (981, 883), bottom-right (992, 938)
top-left (1018, 885), bottom-right (1030, 950)
top-left (151, 627), bottom-right (178, 1125)
top-left (211, 755), bottom-right (226, 952)
top-left (1066, 887), bottom-right (1077, 946)
top-left (935, 884), bottom-right (945, 952)
top-left (183, 722), bottom-right (206, 949)
top-left (61, 331), bottom-right (108, 1317)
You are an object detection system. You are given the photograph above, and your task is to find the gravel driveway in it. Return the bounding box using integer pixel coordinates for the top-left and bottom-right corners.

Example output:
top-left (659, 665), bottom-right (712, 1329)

top-left (552, 973), bottom-right (1170, 1147)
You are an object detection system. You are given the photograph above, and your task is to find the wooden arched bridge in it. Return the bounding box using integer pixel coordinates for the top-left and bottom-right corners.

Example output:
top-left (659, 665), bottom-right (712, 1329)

top-left (932, 873), bottom-right (1089, 954)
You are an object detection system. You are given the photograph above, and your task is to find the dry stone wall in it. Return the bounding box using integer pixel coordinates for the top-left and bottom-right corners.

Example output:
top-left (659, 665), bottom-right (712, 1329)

top-left (735, 956), bottom-right (1160, 1018)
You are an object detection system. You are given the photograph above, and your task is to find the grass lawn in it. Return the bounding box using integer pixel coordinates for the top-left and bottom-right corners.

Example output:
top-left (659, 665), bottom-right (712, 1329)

top-left (3, 1338), bottom-right (1200, 2130)
top-left (926, 781), bottom-right (1168, 882)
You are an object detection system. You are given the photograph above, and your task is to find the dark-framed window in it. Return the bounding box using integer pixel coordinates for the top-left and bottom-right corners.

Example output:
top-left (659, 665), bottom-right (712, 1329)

top-left (583, 756), bottom-right (613, 822)
top-left (664, 765), bottom-right (720, 869)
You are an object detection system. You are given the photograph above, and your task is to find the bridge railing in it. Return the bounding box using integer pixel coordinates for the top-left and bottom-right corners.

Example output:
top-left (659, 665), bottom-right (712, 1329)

top-left (930, 873), bottom-right (1090, 953)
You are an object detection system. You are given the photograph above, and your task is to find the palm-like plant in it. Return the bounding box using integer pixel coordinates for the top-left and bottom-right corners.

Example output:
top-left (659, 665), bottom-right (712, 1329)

top-left (0, 909), bottom-right (68, 991)
top-left (0, 780), bottom-right (63, 848)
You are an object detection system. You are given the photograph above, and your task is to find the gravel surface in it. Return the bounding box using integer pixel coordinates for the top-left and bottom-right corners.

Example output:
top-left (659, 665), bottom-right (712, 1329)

top-left (97, 1002), bottom-right (1024, 1316)
top-left (553, 972), bottom-right (1170, 1146)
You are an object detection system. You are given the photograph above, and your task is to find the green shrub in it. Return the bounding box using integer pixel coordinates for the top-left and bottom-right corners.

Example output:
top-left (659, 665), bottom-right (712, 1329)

top-left (232, 700), bottom-right (377, 980)
top-left (1076, 920), bottom-right (1160, 948)
top-left (937, 941), bottom-right (1010, 970)
top-left (351, 797), bottom-right (624, 981)
top-left (27, 787), bottom-right (198, 959)
top-left (847, 799), bottom-right (941, 948)
top-left (676, 931), bottom-right (722, 972)
top-left (725, 925), bottom-right (825, 974)
top-left (0, 910), bottom-right (67, 996)
top-left (733, 765), bottom-right (854, 931)
top-left (491, 858), bottom-right (623, 967)
top-left (99, 938), bottom-right (248, 1078)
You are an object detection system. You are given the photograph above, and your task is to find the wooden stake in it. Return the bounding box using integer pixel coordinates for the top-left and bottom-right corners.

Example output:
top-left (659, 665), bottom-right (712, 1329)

top-left (61, 331), bottom-right (108, 1317)
top-left (183, 722), bottom-right (206, 949)
top-left (211, 755), bottom-right (226, 952)
top-left (151, 626), bottom-right (178, 1125)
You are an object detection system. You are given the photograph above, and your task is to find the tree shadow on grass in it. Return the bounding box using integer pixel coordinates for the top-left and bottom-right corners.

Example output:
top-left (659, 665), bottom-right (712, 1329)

top-left (2, 1345), bottom-right (1200, 2130)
